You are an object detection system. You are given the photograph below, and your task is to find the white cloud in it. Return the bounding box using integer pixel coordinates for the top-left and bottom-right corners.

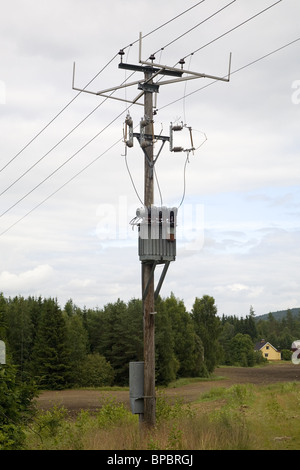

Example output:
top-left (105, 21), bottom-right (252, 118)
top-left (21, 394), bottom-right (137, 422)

top-left (0, 265), bottom-right (54, 294)
top-left (0, 0), bottom-right (299, 317)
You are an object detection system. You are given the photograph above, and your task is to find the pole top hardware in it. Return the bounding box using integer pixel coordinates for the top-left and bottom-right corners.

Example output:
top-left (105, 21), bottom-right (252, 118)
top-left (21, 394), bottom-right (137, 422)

top-left (138, 32), bottom-right (232, 86)
top-left (72, 32), bottom-right (231, 107)
top-left (119, 49), bottom-right (125, 62)
top-left (118, 62), bottom-right (182, 78)
top-left (138, 81), bottom-right (160, 93)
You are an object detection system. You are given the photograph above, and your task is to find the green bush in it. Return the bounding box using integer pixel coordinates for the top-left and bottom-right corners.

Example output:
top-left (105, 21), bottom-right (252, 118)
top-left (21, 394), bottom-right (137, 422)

top-left (229, 334), bottom-right (257, 367)
top-left (281, 349), bottom-right (292, 361)
top-left (0, 364), bottom-right (37, 450)
top-left (37, 405), bottom-right (68, 438)
top-left (96, 398), bottom-right (135, 428)
top-left (156, 390), bottom-right (195, 422)
top-left (75, 354), bottom-right (115, 387)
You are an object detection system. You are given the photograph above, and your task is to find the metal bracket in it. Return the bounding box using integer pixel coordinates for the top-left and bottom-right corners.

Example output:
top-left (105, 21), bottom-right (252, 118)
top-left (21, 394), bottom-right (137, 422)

top-left (133, 133), bottom-right (170, 143)
top-left (133, 132), bottom-right (170, 167)
top-left (138, 82), bottom-right (160, 93)
top-left (142, 261), bottom-right (171, 301)
top-left (155, 261), bottom-right (170, 300)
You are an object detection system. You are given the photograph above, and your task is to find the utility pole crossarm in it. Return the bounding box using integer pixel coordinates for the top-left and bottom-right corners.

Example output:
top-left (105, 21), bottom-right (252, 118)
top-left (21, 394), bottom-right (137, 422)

top-left (138, 32), bottom-right (232, 85)
top-left (138, 56), bottom-right (232, 83)
top-left (72, 61), bottom-right (145, 105)
top-left (118, 62), bottom-right (183, 78)
top-left (72, 37), bottom-right (231, 109)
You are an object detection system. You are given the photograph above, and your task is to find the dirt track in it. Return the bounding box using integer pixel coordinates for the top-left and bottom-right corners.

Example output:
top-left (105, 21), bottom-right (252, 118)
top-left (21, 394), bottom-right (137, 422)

top-left (36, 363), bottom-right (300, 416)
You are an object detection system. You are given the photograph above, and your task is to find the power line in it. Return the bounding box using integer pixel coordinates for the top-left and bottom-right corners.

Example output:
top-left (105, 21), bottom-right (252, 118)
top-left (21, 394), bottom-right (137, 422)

top-left (178, 155), bottom-right (190, 209)
top-left (159, 36), bottom-right (300, 111)
top-left (159, 0), bottom-right (283, 73)
top-left (0, 53), bottom-right (119, 174)
top-left (1, 36), bottom-right (299, 236)
top-left (151, 0), bottom-right (236, 58)
top-left (124, 151), bottom-right (144, 206)
top-left (0, 1), bottom-right (208, 176)
top-left (230, 37), bottom-right (300, 74)
top-left (0, 2), bottom-right (216, 209)
top-left (0, 104), bottom-right (130, 219)
top-left (0, 70), bottom-right (136, 198)
top-left (4, 0), bottom-right (281, 198)
top-left (0, 136), bottom-right (124, 237)
top-left (181, 0), bottom-right (283, 60)
top-left (1, 31), bottom-right (299, 235)
top-left (121, 0), bottom-right (207, 51)
top-left (0, 0), bottom-right (283, 193)
top-left (153, 0), bottom-right (282, 93)
top-left (0, 100), bottom-right (105, 197)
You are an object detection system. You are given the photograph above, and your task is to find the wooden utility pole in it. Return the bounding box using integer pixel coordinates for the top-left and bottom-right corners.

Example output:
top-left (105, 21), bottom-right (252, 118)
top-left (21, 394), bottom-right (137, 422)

top-left (72, 36), bottom-right (231, 430)
top-left (141, 69), bottom-right (155, 427)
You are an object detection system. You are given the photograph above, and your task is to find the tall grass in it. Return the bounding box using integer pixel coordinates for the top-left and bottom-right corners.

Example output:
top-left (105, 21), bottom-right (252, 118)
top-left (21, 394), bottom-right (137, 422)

top-left (24, 382), bottom-right (300, 450)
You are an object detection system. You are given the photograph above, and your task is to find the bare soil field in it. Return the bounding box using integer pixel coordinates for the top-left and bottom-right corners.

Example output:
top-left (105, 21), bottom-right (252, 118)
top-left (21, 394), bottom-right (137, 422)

top-left (36, 362), bottom-right (300, 417)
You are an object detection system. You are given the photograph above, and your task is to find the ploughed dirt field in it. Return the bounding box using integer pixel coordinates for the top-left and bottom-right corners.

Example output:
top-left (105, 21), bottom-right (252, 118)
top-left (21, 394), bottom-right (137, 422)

top-left (36, 363), bottom-right (300, 417)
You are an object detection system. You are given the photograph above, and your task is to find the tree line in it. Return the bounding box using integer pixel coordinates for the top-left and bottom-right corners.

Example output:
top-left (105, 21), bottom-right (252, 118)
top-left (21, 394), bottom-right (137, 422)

top-left (0, 292), bottom-right (299, 390)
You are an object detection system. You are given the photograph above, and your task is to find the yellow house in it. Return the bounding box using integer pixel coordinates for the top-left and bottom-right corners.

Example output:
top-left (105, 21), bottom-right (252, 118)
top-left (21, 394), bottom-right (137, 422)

top-left (254, 340), bottom-right (281, 361)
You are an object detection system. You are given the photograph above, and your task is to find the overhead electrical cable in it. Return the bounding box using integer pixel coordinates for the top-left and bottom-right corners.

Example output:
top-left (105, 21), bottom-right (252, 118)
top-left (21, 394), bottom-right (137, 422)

top-left (124, 151), bottom-right (144, 206)
top-left (230, 36), bottom-right (300, 74)
top-left (181, 0), bottom-right (283, 61)
top-left (0, 99), bottom-right (109, 197)
top-left (4, 0), bottom-right (280, 197)
top-left (0, 0), bottom-right (209, 208)
top-left (1, 36), bottom-right (299, 236)
top-left (1, 24), bottom-right (299, 235)
top-left (0, 136), bottom-right (124, 237)
top-left (159, 36), bottom-right (300, 112)
top-left (121, 0), bottom-right (207, 51)
top-left (0, 1), bottom-right (209, 183)
top-left (153, 0), bottom-right (282, 96)
top-left (0, 53), bottom-right (119, 174)
top-left (0, 70), bottom-right (136, 198)
top-left (178, 155), bottom-right (190, 209)
top-left (151, 0), bottom-right (236, 58)
top-left (123, 120), bottom-right (144, 206)
top-left (0, 104), bottom-right (132, 219)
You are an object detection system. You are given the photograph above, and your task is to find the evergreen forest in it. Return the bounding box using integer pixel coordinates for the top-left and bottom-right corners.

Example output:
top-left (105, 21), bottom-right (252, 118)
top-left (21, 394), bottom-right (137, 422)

top-left (0, 292), bottom-right (299, 390)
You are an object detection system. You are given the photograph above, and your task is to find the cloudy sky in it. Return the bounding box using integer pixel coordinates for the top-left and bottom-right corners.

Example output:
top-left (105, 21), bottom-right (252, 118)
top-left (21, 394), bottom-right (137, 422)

top-left (0, 0), bottom-right (299, 317)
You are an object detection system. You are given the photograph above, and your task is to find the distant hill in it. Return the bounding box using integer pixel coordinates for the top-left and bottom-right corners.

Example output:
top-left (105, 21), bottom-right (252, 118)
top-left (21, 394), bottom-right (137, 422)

top-left (255, 307), bottom-right (300, 322)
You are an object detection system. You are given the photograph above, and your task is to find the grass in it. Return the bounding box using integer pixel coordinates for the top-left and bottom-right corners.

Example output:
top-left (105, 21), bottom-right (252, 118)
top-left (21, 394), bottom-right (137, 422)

top-left (69, 385), bottom-right (129, 391)
top-left (165, 375), bottom-right (226, 388)
top-left (22, 381), bottom-right (300, 450)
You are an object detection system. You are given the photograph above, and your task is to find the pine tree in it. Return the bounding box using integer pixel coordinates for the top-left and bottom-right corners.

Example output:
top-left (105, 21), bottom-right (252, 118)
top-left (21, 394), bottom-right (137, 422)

top-left (191, 295), bottom-right (221, 374)
top-left (155, 297), bottom-right (179, 385)
top-left (163, 293), bottom-right (205, 377)
top-left (5, 296), bottom-right (34, 379)
top-left (0, 293), bottom-right (7, 342)
top-left (31, 298), bottom-right (70, 390)
top-left (65, 312), bottom-right (89, 385)
top-left (97, 299), bottom-right (143, 385)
